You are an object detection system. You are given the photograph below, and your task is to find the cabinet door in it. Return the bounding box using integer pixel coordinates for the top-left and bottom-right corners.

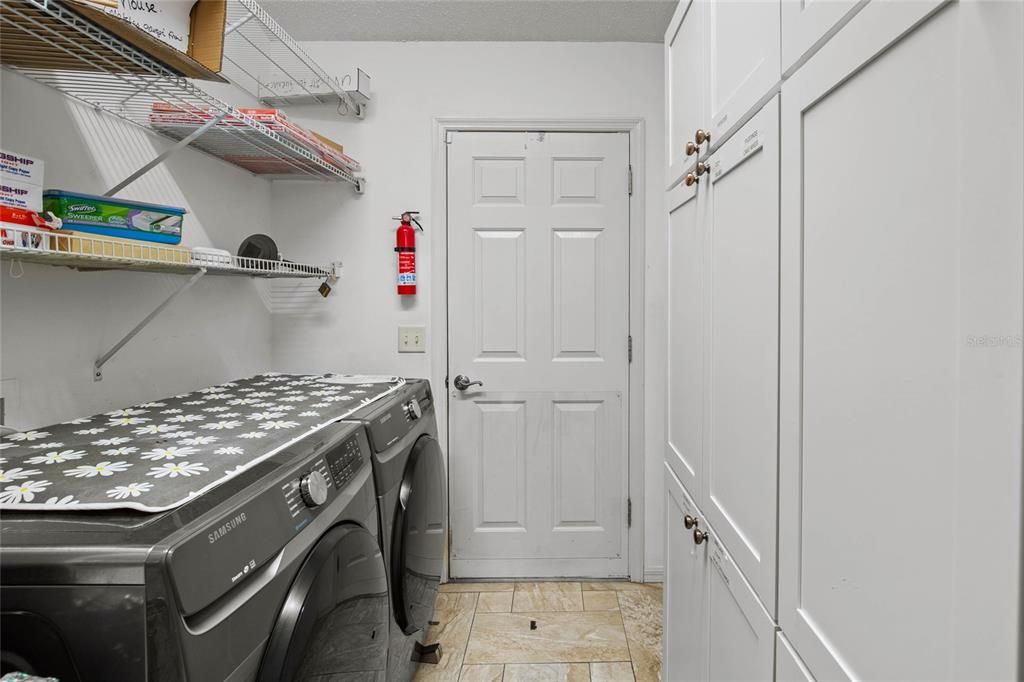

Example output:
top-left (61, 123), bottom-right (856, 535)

top-left (779, 1), bottom-right (1024, 680)
top-left (775, 632), bottom-right (815, 682)
top-left (666, 179), bottom-right (705, 496)
top-left (705, 0), bottom-right (781, 147)
top-left (665, 0), bottom-right (704, 189)
top-left (780, 0), bottom-right (864, 75)
top-left (664, 463), bottom-right (709, 682)
top-left (705, 531), bottom-right (776, 682)
top-left (702, 97), bottom-right (779, 616)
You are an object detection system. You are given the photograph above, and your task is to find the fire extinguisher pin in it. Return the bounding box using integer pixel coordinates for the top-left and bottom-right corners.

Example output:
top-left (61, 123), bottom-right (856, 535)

top-left (392, 211), bottom-right (424, 232)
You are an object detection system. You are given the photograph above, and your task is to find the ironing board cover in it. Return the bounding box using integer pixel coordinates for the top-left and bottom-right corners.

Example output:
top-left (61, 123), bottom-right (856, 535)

top-left (0, 373), bottom-right (405, 512)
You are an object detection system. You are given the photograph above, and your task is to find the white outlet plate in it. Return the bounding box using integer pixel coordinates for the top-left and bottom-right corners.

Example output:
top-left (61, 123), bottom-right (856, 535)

top-left (398, 325), bottom-right (426, 353)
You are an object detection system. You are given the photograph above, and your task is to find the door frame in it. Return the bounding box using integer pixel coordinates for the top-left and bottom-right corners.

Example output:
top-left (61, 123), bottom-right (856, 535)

top-left (430, 117), bottom-right (647, 582)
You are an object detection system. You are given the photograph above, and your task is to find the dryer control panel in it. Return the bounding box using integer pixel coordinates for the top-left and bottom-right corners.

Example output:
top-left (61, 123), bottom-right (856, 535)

top-left (167, 422), bottom-right (370, 617)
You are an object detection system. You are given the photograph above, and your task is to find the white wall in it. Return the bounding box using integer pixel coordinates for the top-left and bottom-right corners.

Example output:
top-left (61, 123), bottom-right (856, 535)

top-left (268, 41), bottom-right (667, 578)
top-left (0, 71), bottom-right (275, 429)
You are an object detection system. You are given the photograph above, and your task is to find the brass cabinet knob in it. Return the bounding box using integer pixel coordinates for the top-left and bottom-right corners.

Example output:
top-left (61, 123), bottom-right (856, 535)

top-left (685, 141), bottom-right (698, 156)
top-left (696, 161), bottom-right (709, 176)
top-left (693, 528), bottom-right (708, 545)
top-left (684, 173), bottom-right (699, 187)
top-left (684, 514), bottom-right (698, 529)
top-left (695, 128), bottom-right (711, 145)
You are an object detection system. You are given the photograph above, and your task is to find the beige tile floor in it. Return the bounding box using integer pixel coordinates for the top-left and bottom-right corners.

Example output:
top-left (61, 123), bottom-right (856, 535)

top-left (413, 581), bottom-right (663, 682)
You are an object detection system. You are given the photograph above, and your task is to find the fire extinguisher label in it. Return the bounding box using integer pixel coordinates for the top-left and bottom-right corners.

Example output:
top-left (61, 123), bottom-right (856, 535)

top-left (398, 272), bottom-right (417, 285)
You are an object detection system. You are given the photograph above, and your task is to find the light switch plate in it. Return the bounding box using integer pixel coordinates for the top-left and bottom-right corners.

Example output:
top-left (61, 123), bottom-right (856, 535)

top-left (398, 326), bottom-right (426, 353)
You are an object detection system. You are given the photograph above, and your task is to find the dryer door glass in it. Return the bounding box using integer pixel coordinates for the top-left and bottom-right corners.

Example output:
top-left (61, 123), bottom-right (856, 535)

top-left (391, 434), bottom-right (445, 634)
top-left (259, 524), bottom-right (389, 682)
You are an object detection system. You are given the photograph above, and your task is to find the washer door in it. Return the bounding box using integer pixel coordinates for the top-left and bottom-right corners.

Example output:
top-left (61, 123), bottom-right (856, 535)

top-left (391, 435), bottom-right (445, 634)
top-left (259, 524), bottom-right (389, 682)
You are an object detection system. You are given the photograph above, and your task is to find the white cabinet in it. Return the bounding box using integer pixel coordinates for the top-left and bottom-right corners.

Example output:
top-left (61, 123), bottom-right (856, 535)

top-left (664, 463), bottom-right (708, 681)
top-left (775, 633), bottom-right (815, 682)
top-left (704, 0), bottom-right (780, 146)
top-left (665, 0), bottom-right (781, 187)
top-left (665, 0), bottom-right (705, 189)
top-left (667, 98), bottom-right (780, 615)
top-left (778, 1), bottom-right (1024, 679)
top-left (664, 463), bottom-right (777, 682)
top-left (702, 97), bottom-right (779, 616)
top-left (666, 177), bottom-right (705, 497)
top-left (780, 0), bottom-right (863, 75)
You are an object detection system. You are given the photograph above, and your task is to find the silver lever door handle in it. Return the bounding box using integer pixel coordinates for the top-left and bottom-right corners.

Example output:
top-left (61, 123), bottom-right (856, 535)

top-left (453, 375), bottom-right (483, 391)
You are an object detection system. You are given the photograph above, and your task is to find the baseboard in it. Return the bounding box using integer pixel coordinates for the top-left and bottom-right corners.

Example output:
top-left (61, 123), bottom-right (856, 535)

top-left (643, 567), bottom-right (664, 583)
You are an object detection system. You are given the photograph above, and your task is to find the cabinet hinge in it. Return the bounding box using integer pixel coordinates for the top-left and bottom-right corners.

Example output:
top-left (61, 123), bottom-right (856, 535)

top-left (627, 498), bottom-right (632, 528)
top-left (628, 335), bottom-right (633, 363)
top-left (627, 164), bottom-right (633, 196)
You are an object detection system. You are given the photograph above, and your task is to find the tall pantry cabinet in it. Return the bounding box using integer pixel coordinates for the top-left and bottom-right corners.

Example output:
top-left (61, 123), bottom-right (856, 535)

top-left (663, 1), bottom-right (1024, 681)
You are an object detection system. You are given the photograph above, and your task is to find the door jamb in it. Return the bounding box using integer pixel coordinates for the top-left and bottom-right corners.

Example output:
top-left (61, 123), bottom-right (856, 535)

top-left (431, 117), bottom-right (647, 583)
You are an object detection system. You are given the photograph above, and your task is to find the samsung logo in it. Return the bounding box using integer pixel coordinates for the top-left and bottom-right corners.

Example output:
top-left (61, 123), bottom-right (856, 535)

top-left (208, 511), bottom-right (248, 544)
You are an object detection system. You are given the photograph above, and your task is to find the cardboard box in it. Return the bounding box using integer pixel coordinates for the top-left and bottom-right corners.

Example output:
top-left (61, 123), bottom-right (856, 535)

top-left (51, 230), bottom-right (192, 264)
top-left (312, 131), bottom-right (344, 155)
top-left (102, 0), bottom-right (195, 54)
top-left (63, 0), bottom-right (227, 80)
top-left (0, 150), bottom-right (44, 186)
top-left (0, 179), bottom-right (42, 212)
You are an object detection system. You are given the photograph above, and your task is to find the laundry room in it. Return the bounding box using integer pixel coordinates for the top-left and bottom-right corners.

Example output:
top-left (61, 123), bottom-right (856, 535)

top-left (0, 1), bottom-right (1022, 681)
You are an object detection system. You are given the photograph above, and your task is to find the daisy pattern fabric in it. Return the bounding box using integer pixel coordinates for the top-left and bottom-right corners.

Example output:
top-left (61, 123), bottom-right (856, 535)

top-left (0, 373), bottom-right (405, 512)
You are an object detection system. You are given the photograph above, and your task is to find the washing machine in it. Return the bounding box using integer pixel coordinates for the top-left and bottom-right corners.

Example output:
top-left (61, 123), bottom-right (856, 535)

top-left (346, 379), bottom-right (446, 682)
top-left (0, 421), bottom-right (389, 682)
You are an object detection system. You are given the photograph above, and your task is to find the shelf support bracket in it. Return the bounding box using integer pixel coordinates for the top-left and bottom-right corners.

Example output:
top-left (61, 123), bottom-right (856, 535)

top-left (94, 268), bottom-right (207, 381)
top-left (104, 113), bottom-right (227, 197)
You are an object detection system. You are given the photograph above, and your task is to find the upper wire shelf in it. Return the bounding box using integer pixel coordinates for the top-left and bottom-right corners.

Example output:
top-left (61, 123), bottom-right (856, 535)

top-left (0, 0), bottom-right (363, 186)
top-left (221, 0), bottom-right (368, 114)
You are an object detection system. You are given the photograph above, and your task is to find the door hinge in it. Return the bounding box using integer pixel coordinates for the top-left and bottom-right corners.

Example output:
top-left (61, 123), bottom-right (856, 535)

top-left (627, 164), bottom-right (633, 196)
top-left (445, 130), bottom-right (454, 144)
top-left (444, 375), bottom-right (449, 389)
top-left (627, 498), bottom-right (632, 528)
top-left (627, 335), bottom-right (633, 363)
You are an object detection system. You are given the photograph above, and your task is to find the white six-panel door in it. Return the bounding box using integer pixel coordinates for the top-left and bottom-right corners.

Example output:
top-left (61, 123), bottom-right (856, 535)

top-left (447, 131), bottom-right (631, 578)
top-left (779, 1), bottom-right (1024, 679)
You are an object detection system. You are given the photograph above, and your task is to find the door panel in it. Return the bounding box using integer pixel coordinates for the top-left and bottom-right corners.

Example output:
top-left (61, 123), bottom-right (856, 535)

top-left (666, 0), bottom-right (704, 189)
top-left (663, 463), bottom-right (708, 682)
top-left (705, 0), bottom-right (781, 146)
top-left (702, 98), bottom-right (779, 616)
top-left (706, 531), bottom-right (776, 682)
top-left (666, 180), bottom-right (704, 498)
top-left (779, 1), bottom-right (1024, 679)
top-left (448, 131), bottom-right (631, 578)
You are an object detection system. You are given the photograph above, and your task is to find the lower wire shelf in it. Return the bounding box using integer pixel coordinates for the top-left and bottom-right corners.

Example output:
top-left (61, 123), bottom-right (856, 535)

top-left (0, 226), bottom-right (336, 279)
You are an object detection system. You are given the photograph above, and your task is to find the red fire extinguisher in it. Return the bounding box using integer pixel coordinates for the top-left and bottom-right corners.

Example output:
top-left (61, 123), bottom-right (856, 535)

top-left (395, 211), bottom-right (423, 296)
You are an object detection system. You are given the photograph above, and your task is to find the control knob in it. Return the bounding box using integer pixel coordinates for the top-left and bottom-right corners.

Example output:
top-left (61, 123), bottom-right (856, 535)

top-left (299, 471), bottom-right (329, 508)
top-left (405, 399), bottom-right (422, 421)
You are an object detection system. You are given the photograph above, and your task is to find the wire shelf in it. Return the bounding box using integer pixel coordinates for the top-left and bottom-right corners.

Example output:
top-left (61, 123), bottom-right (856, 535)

top-left (0, 0), bottom-right (363, 185)
top-left (221, 0), bottom-right (362, 111)
top-left (1, 226), bottom-right (336, 278)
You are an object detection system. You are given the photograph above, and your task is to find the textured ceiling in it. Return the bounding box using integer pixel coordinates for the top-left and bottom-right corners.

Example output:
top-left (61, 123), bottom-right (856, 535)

top-left (260, 0), bottom-right (677, 42)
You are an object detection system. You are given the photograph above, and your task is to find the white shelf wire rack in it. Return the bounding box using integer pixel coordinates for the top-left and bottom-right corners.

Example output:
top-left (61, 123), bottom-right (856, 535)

top-left (221, 0), bottom-right (366, 113)
top-left (1, 226), bottom-right (336, 278)
top-left (0, 0), bottom-right (363, 187)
